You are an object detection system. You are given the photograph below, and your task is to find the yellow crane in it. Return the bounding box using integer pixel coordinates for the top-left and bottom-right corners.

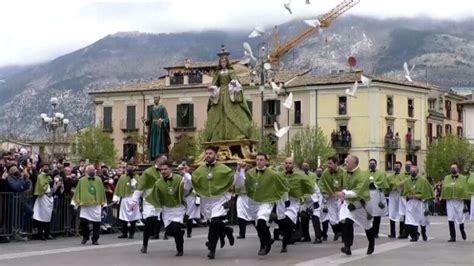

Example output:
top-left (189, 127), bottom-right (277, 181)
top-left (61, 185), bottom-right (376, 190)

top-left (268, 0), bottom-right (360, 64)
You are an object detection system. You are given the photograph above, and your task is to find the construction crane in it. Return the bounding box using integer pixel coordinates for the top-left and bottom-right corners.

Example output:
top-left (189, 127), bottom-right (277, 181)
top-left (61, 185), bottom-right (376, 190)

top-left (268, 0), bottom-right (360, 64)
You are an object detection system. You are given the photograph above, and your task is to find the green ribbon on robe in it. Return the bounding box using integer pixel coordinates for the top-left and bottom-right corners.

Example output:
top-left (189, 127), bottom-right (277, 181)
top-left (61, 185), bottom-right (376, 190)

top-left (319, 167), bottom-right (344, 196)
top-left (34, 173), bottom-right (52, 196)
top-left (191, 162), bottom-right (234, 197)
top-left (466, 174), bottom-right (474, 194)
top-left (72, 176), bottom-right (106, 206)
top-left (146, 174), bottom-right (184, 208)
top-left (441, 175), bottom-right (468, 200)
top-left (342, 168), bottom-right (370, 203)
top-left (283, 170), bottom-right (315, 201)
top-left (114, 174), bottom-right (138, 197)
top-left (138, 166), bottom-right (161, 191)
top-left (401, 176), bottom-right (434, 200)
top-left (244, 168), bottom-right (289, 203)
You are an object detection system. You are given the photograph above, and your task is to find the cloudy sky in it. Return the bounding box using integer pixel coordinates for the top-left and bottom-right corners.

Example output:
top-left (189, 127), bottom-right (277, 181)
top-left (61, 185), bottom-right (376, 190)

top-left (0, 0), bottom-right (473, 67)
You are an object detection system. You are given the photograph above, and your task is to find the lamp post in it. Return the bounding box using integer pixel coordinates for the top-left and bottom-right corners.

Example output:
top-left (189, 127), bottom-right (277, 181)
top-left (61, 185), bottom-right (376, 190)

top-left (40, 97), bottom-right (69, 160)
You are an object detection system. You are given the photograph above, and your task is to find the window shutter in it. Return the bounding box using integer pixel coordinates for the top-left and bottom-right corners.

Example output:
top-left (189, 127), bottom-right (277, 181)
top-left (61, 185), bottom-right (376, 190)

top-left (126, 106), bottom-right (136, 129)
top-left (275, 100), bottom-right (281, 116)
top-left (188, 104), bottom-right (194, 127)
top-left (176, 104), bottom-right (183, 128)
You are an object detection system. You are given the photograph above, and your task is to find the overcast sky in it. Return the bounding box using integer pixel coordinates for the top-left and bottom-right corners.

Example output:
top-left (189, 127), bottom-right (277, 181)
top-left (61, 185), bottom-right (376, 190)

top-left (0, 0), bottom-right (473, 67)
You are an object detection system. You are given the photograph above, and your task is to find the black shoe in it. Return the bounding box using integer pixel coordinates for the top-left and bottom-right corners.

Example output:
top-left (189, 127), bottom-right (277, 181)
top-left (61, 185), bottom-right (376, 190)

top-left (237, 235), bottom-right (245, 239)
top-left (367, 246), bottom-right (374, 255)
top-left (187, 234), bottom-right (191, 238)
top-left (398, 235), bottom-right (408, 239)
top-left (150, 235), bottom-right (160, 240)
top-left (333, 232), bottom-right (342, 241)
top-left (374, 234), bottom-right (379, 239)
top-left (448, 238), bottom-right (456, 242)
top-left (461, 231), bottom-right (467, 240)
top-left (117, 235), bottom-right (128, 239)
top-left (302, 237), bottom-right (311, 242)
top-left (207, 250), bottom-right (215, 259)
top-left (322, 236), bottom-right (328, 241)
top-left (422, 234), bottom-right (427, 242)
top-left (81, 239), bottom-right (88, 245)
top-left (313, 238), bottom-right (322, 244)
top-left (280, 246), bottom-right (288, 253)
top-left (176, 251), bottom-right (183, 257)
top-left (129, 234), bottom-right (134, 239)
top-left (265, 239), bottom-right (274, 255)
top-left (140, 246), bottom-right (147, 254)
top-left (340, 247), bottom-right (352, 255)
top-left (92, 241), bottom-right (99, 245)
top-left (410, 238), bottom-right (418, 242)
top-left (45, 235), bottom-right (55, 240)
top-left (39, 235), bottom-right (46, 241)
top-left (387, 234), bottom-right (396, 238)
top-left (258, 248), bottom-right (266, 256)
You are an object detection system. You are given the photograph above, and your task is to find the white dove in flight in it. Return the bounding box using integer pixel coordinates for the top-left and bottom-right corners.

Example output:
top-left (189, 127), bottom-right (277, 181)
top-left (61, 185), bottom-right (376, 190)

top-left (243, 42), bottom-right (257, 61)
top-left (403, 61), bottom-right (416, 82)
top-left (306, 0), bottom-right (311, 4)
top-left (345, 81), bottom-right (358, 98)
top-left (284, 0), bottom-right (292, 14)
top-left (248, 26), bottom-right (265, 38)
top-left (360, 75), bottom-right (372, 87)
top-left (304, 19), bottom-right (321, 28)
top-left (283, 92), bottom-right (294, 110)
top-left (274, 122), bottom-right (291, 138)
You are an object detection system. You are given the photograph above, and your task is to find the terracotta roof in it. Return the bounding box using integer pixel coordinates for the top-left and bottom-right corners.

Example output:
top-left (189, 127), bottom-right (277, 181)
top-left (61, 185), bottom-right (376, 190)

top-left (90, 78), bottom-right (166, 94)
top-left (164, 59), bottom-right (240, 69)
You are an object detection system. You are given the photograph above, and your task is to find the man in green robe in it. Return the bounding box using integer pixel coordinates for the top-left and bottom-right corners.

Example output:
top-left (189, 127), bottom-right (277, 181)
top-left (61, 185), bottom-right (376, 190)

top-left (401, 164), bottom-right (434, 242)
top-left (113, 163), bottom-right (141, 239)
top-left (234, 152), bottom-right (289, 257)
top-left (367, 158), bottom-right (389, 238)
top-left (276, 157), bottom-right (314, 253)
top-left (145, 96), bottom-right (171, 160)
top-left (32, 162), bottom-right (55, 240)
top-left (71, 165), bottom-right (107, 245)
top-left (146, 160), bottom-right (188, 257)
top-left (335, 155), bottom-right (375, 256)
top-left (189, 146), bottom-right (236, 259)
top-left (204, 46), bottom-right (252, 141)
top-left (318, 156), bottom-right (344, 241)
top-left (441, 162), bottom-right (468, 242)
top-left (387, 161), bottom-right (405, 238)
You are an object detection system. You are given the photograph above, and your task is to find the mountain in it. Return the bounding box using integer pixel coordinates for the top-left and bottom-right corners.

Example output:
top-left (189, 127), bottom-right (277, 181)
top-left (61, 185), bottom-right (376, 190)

top-left (1, 16), bottom-right (473, 139)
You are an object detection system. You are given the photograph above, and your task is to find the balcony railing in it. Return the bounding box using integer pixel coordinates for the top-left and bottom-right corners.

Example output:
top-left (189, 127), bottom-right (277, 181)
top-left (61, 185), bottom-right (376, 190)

top-left (384, 138), bottom-right (400, 151)
top-left (188, 74), bottom-right (203, 84)
top-left (120, 119), bottom-right (139, 132)
top-left (406, 139), bottom-right (421, 151)
top-left (170, 75), bottom-right (184, 85)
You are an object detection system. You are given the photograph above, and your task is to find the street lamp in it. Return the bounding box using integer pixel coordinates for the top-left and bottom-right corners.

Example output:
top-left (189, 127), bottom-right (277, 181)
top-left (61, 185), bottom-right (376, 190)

top-left (40, 97), bottom-right (69, 159)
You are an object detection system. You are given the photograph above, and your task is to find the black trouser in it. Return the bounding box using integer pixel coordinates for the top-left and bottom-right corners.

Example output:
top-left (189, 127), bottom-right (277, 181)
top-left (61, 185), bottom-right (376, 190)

top-left (238, 218), bottom-right (247, 237)
top-left (166, 222), bottom-right (184, 253)
top-left (143, 216), bottom-right (158, 248)
top-left (312, 215), bottom-right (322, 240)
top-left (153, 216), bottom-right (163, 237)
top-left (331, 222), bottom-right (342, 237)
top-left (120, 220), bottom-right (136, 237)
top-left (186, 218), bottom-right (193, 236)
top-left (80, 218), bottom-right (100, 242)
top-left (207, 216), bottom-right (226, 251)
top-left (342, 218), bottom-right (374, 249)
top-left (407, 224), bottom-right (419, 240)
top-left (255, 219), bottom-right (272, 250)
top-left (372, 216), bottom-right (381, 236)
top-left (281, 217), bottom-right (295, 248)
top-left (35, 220), bottom-right (51, 237)
top-left (322, 220), bottom-right (329, 238)
top-left (300, 212), bottom-right (311, 241)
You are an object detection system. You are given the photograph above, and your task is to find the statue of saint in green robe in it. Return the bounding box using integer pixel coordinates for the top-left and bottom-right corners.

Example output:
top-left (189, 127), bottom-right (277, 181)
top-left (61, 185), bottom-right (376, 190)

top-left (145, 96), bottom-right (171, 160)
top-left (204, 47), bottom-right (252, 141)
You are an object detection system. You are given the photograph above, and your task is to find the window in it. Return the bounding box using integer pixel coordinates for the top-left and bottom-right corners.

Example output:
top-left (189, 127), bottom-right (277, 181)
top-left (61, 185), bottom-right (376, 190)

top-left (428, 123), bottom-right (433, 144)
top-left (188, 70), bottom-right (203, 84)
top-left (406, 155), bottom-right (417, 166)
top-left (387, 96), bottom-right (394, 115)
top-left (264, 100), bottom-right (280, 126)
top-left (176, 103), bottom-right (194, 128)
top-left (457, 104), bottom-right (463, 122)
top-left (436, 125), bottom-right (443, 138)
top-left (126, 106), bottom-right (136, 129)
top-left (294, 100), bottom-right (302, 124)
top-left (445, 124), bottom-right (452, 135)
top-left (457, 127), bottom-right (463, 137)
top-left (385, 154), bottom-right (396, 171)
top-left (123, 143), bottom-right (137, 162)
top-left (428, 99), bottom-right (436, 110)
top-left (103, 106), bottom-right (112, 130)
top-left (445, 100), bottom-right (451, 119)
top-left (170, 72), bottom-right (184, 85)
top-left (408, 98), bottom-right (414, 118)
top-left (146, 105), bottom-right (153, 119)
top-left (246, 100), bottom-right (253, 115)
top-left (338, 96), bottom-right (347, 115)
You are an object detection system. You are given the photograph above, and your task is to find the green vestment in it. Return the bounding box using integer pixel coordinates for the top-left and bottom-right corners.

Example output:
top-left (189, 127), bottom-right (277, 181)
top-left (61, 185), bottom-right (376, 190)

top-left (342, 168), bottom-right (370, 203)
top-left (34, 173), bottom-right (52, 196)
top-left (319, 167), bottom-right (344, 196)
top-left (466, 173), bottom-right (474, 194)
top-left (146, 174), bottom-right (185, 208)
top-left (401, 176), bottom-right (434, 200)
top-left (114, 174), bottom-right (138, 197)
top-left (72, 176), bottom-right (107, 206)
top-left (441, 175), bottom-right (468, 200)
top-left (387, 173), bottom-right (405, 193)
top-left (138, 166), bottom-right (161, 191)
top-left (368, 170), bottom-right (390, 190)
top-left (192, 162), bottom-right (234, 197)
top-left (283, 170), bottom-right (315, 201)
top-left (244, 168), bottom-right (289, 203)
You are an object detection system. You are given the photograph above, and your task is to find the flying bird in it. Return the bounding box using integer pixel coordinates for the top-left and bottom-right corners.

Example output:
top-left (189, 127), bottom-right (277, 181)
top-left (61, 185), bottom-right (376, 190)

top-left (345, 81), bottom-right (358, 98)
top-left (248, 26), bottom-right (265, 38)
top-left (271, 81), bottom-right (283, 94)
top-left (284, 0), bottom-right (292, 14)
top-left (304, 19), bottom-right (321, 28)
top-left (403, 61), bottom-right (416, 82)
top-left (283, 92), bottom-right (294, 109)
top-left (306, 0), bottom-right (311, 4)
top-left (243, 42), bottom-right (257, 61)
top-left (274, 122), bottom-right (291, 138)
top-left (360, 75), bottom-right (372, 87)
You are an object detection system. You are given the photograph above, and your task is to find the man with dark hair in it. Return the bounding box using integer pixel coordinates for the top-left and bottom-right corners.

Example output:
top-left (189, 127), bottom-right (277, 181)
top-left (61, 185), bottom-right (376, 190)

top-left (188, 146), bottom-right (236, 259)
top-left (32, 162), bottom-right (56, 240)
top-left (367, 158), bottom-right (389, 238)
top-left (147, 160), bottom-right (189, 256)
top-left (113, 163), bottom-right (140, 239)
top-left (318, 155), bottom-right (344, 241)
top-left (387, 161), bottom-right (405, 238)
top-left (336, 155), bottom-right (375, 256)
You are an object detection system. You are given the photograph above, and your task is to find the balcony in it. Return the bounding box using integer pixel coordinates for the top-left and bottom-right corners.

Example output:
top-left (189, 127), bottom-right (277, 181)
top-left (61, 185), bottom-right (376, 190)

top-left (173, 117), bottom-right (196, 132)
top-left (331, 131), bottom-right (352, 152)
top-left (384, 138), bottom-right (400, 152)
top-left (406, 139), bottom-right (421, 152)
top-left (120, 119), bottom-right (139, 133)
top-left (188, 74), bottom-right (203, 84)
top-left (170, 75), bottom-right (184, 85)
